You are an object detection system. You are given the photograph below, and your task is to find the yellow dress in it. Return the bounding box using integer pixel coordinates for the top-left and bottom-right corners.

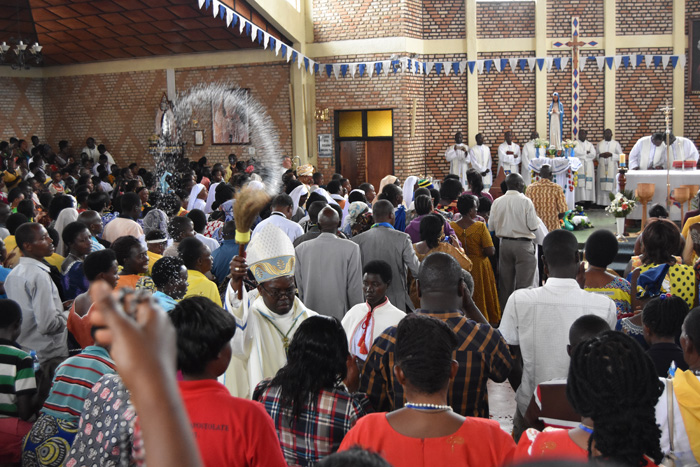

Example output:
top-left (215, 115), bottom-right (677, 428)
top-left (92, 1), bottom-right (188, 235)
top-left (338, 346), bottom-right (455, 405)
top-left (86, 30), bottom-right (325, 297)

top-left (451, 221), bottom-right (501, 324)
top-left (637, 262), bottom-right (696, 310)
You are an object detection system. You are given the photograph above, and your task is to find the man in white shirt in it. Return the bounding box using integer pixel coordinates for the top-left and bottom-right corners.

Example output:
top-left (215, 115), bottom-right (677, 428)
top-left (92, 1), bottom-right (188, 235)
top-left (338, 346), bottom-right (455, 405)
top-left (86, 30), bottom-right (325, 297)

top-left (102, 192), bottom-right (143, 243)
top-left (251, 193), bottom-right (304, 244)
top-left (499, 229), bottom-right (617, 441)
top-left (497, 131), bottom-right (521, 178)
top-left (666, 133), bottom-right (699, 169)
top-left (445, 131), bottom-right (470, 186)
top-left (521, 131), bottom-right (539, 185)
top-left (573, 129), bottom-right (597, 204)
top-left (489, 173), bottom-right (539, 310)
top-left (629, 132), bottom-right (666, 170)
top-left (81, 137), bottom-right (100, 163)
top-left (596, 128), bottom-right (623, 206)
top-left (469, 133), bottom-right (493, 190)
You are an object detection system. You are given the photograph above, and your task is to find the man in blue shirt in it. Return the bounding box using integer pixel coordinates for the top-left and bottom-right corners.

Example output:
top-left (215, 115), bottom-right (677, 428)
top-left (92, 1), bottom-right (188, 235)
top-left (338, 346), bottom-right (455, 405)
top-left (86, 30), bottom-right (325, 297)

top-left (211, 221), bottom-right (238, 286)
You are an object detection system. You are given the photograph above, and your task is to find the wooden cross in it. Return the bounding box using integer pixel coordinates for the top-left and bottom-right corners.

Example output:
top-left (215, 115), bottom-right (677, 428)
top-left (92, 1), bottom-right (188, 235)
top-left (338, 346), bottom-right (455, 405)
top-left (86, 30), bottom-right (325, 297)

top-left (566, 37), bottom-right (587, 71)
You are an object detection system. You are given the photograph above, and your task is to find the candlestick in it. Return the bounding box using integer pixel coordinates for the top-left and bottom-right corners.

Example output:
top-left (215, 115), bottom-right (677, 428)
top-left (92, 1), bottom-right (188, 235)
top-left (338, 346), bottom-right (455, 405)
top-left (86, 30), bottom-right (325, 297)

top-left (619, 154), bottom-right (626, 167)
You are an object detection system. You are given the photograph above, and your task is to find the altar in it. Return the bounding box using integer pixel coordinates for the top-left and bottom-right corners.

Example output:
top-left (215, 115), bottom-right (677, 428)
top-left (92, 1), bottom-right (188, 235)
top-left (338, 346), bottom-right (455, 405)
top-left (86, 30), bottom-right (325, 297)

top-left (625, 170), bottom-right (700, 221)
top-left (529, 157), bottom-right (582, 210)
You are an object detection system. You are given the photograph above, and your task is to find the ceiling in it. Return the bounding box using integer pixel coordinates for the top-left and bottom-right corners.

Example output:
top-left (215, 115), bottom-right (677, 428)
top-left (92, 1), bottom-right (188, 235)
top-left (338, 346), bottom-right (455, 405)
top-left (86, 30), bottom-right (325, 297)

top-left (0, 0), bottom-right (290, 66)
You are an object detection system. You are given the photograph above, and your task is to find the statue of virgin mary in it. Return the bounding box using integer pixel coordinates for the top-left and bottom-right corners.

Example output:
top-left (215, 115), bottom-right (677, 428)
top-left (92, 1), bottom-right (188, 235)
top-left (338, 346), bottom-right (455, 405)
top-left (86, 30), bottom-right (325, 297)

top-left (548, 92), bottom-right (564, 150)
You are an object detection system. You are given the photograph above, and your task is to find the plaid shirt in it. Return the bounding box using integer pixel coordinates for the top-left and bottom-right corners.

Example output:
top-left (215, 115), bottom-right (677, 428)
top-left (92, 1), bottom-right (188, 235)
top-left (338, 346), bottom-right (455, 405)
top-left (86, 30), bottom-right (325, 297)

top-left (359, 309), bottom-right (513, 417)
top-left (254, 381), bottom-right (371, 467)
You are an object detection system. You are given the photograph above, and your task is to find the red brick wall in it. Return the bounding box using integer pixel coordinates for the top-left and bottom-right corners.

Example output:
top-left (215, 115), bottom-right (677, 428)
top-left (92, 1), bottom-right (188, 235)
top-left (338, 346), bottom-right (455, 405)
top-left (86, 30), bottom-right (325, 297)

top-left (477, 2), bottom-right (535, 39)
top-left (686, 4), bottom-right (700, 143)
top-left (0, 77), bottom-right (45, 143)
top-left (312, 0), bottom-right (405, 42)
top-left (618, 0), bottom-right (673, 36)
top-left (615, 48), bottom-right (674, 154)
top-left (579, 50), bottom-right (605, 143)
top-left (422, 0), bottom-right (465, 40)
top-left (547, 0), bottom-right (604, 38)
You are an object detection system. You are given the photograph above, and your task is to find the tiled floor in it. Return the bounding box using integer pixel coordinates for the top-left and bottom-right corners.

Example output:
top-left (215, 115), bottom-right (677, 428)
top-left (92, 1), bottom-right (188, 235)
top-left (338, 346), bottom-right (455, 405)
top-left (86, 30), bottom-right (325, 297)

top-left (488, 379), bottom-right (516, 434)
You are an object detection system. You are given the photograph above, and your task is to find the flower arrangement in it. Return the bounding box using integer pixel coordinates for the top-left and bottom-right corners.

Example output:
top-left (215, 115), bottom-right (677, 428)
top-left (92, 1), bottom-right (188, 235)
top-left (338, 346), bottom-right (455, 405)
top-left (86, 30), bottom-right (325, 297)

top-left (606, 190), bottom-right (637, 218)
top-left (534, 138), bottom-right (550, 149)
top-left (561, 206), bottom-right (594, 231)
top-left (562, 139), bottom-right (576, 149)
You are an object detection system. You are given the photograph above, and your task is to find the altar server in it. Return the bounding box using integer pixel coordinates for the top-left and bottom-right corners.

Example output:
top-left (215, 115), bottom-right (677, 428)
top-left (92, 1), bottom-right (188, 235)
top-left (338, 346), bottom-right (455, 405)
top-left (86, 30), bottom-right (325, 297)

top-left (667, 134), bottom-right (699, 168)
top-left (445, 131), bottom-right (470, 186)
top-left (629, 132), bottom-right (666, 170)
top-left (521, 131), bottom-right (539, 185)
top-left (596, 129), bottom-right (623, 206)
top-left (574, 129), bottom-right (596, 203)
top-left (469, 133), bottom-right (493, 191)
top-left (497, 131), bottom-right (522, 178)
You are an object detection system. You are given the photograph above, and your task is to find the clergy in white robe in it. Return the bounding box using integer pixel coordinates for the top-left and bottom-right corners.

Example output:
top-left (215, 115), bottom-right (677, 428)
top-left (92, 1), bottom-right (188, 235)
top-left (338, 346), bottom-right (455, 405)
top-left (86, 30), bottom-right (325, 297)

top-left (629, 133), bottom-right (667, 170)
top-left (445, 131), bottom-right (470, 186)
top-left (521, 131), bottom-right (540, 185)
top-left (497, 131), bottom-right (522, 178)
top-left (223, 224), bottom-right (317, 398)
top-left (596, 129), bottom-right (623, 206)
top-left (574, 130), bottom-right (597, 203)
top-left (341, 259), bottom-right (405, 362)
top-left (468, 133), bottom-right (493, 190)
top-left (667, 135), bottom-right (699, 168)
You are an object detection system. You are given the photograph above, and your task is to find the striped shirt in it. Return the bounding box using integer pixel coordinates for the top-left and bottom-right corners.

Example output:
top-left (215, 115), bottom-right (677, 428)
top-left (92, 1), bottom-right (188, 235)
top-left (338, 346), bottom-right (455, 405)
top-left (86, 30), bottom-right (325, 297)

top-left (90, 236), bottom-right (105, 252)
top-left (0, 338), bottom-right (37, 418)
top-left (41, 346), bottom-right (116, 421)
top-left (359, 310), bottom-right (514, 418)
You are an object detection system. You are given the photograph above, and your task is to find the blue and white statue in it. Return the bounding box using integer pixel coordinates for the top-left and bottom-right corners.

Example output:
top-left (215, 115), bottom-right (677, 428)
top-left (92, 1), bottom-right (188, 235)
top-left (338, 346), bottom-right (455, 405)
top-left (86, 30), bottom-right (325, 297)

top-left (548, 92), bottom-right (564, 150)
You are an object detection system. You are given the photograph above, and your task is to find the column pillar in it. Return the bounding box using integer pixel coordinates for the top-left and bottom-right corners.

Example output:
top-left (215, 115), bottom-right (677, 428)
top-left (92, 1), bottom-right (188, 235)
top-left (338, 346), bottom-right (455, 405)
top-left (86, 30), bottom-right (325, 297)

top-left (604, 0), bottom-right (616, 133)
top-left (535, 0), bottom-right (547, 137)
top-left (466, 0), bottom-right (478, 145)
top-left (672, 0), bottom-right (685, 136)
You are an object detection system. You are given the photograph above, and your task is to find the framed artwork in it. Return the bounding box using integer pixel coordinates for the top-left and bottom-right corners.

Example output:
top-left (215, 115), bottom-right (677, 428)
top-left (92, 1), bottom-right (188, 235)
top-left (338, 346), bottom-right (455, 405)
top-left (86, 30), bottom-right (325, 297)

top-left (212, 88), bottom-right (250, 144)
top-left (194, 130), bottom-right (204, 146)
top-left (689, 18), bottom-right (700, 94)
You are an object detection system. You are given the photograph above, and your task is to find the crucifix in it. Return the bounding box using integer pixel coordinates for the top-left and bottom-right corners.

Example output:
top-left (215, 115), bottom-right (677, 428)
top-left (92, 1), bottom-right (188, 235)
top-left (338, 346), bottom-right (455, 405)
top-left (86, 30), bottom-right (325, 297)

top-left (553, 17), bottom-right (599, 140)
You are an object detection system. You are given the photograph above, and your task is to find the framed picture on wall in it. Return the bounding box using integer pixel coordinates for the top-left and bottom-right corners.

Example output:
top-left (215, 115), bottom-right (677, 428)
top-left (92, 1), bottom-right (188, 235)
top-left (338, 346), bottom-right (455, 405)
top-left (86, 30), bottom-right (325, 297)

top-left (212, 89), bottom-right (250, 144)
top-left (689, 18), bottom-right (700, 94)
top-left (194, 130), bottom-right (204, 146)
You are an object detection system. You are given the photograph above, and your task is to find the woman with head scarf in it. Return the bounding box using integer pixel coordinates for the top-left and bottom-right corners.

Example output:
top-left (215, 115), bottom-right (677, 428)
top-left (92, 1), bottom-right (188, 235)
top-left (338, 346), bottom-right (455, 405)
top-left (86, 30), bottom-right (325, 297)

top-left (54, 207), bottom-right (79, 257)
top-left (187, 183), bottom-right (208, 212)
top-left (142, 208), bottom-right (168, 236)
top-left (290, 184), bottom-right (310, 223)
top-left (402, 176), bottom-right (419, 210)
top-left (375, 175), bottom-right (398, 206)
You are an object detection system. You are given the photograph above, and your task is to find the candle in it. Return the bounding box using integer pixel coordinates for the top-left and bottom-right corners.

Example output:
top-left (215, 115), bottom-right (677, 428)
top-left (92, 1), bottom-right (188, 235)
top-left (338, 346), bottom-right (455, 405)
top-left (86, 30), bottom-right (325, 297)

top-left (619, 154), bottom-right (626, 167)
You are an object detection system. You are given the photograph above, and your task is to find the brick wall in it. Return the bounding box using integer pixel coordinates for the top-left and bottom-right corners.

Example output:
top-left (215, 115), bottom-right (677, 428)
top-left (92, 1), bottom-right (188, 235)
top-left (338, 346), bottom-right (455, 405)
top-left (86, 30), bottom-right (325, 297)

top-left (615, 48), bottom-right (674, 154)
top-left (0, 77), bottom-right (45, 143)
top-left (618, 0), bottom-right (672, 36)
top-left (547, 0), bottom-right (604, 38)
top-left (579, 50), bottom-right (605, 144)
top-left (422, 0), bottom-right (465, 40)
top-left (312, 0), bottom-right (405, 42)
top-left (477, 1), bottom-right (535, 39)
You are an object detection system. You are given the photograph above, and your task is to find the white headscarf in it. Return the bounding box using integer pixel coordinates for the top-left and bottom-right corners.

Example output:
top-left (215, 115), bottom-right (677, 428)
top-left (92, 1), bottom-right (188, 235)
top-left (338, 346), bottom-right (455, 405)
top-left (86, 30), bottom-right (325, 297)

top-left (187, 183), bottom-right (205, 211)
top-left (290, 184), bottom-right (310, 215)
top-left (403, 176), bottom-right (419, 208)
top-left (55, 207), bottom-right (79, 256)
top-left (204, 182), bottom-right (220, 214)
top-left (312, 187), bottom-right (338, 206)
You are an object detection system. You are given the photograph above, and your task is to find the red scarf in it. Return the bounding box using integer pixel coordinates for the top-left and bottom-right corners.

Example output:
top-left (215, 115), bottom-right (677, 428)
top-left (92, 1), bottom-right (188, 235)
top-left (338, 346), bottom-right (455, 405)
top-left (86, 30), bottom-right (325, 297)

top-left (357, 298), bottom-right (388, 355)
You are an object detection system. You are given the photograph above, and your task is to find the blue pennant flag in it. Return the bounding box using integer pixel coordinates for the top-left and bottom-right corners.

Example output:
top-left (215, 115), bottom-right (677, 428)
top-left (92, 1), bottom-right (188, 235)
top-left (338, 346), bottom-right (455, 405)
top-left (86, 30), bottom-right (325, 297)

top-left (605, 57), bottom-right (614, 69)
top-left (304, 57), bottom-right (309, 71)
top-left (269, 37), bottom-right (275, 51)
top-left (653, 55), bottom-right (662, 67)
top-left (671, 56), bottom-right (679, 68)
top-left (452, 62), bottom-right (460, 75)
top-left (422, 62), bottom-right (427, 74)
top-left (415, 61), bottom-right (420, 74)
top-left (434, 63), bottom-right (443, 75)
top-left (280, 44), bottom-right (287, 58)
top-left (484, 60), bottom-right (493, 73)
top-left (291, 51), bottom-right (297, 63)
top-left (553, 57), bottom-right (561, 70)
top-left (501, 58), bottom-right (508, 71)
top-left (231, 13), bottom-right (238, 28)
top-left (375, 62), bottom-right (383, 76)
top-left (536, 58), bottom-right (544, 71)
top-left (391, 60), bottom-right (399, 73)
top-left (519, 58), bottom-right (528, 71)
top-left (341, 64), bottom-right (348, 77)
top-left (257, 30), bottom-right (264, 44)
top-left (359, 63), bottom-right (366, 77)
top-left (219, 5), bottom-right (226, 19)
top-left (468, 61), bottom-right (476, 74)
top-left (314, 63), bottom-right (319, 74)
top-left (622, 56), bottom-right (630, 68)
top-left (245, 22), bottom-right (251, 37)
top-left (407, 59), bottom-right (412, 71)
top-left (636, 55), bottom-right (644, 67)
top-left (205, 0), bottom-right (210, 9)
top-left (325, 64), bottom-right (332, 77)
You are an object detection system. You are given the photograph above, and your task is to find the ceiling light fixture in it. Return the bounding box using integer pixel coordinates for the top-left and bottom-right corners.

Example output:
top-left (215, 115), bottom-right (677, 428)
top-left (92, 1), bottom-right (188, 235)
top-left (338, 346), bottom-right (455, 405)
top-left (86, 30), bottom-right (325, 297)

top-left (0, 40), bottom-right (42, 69)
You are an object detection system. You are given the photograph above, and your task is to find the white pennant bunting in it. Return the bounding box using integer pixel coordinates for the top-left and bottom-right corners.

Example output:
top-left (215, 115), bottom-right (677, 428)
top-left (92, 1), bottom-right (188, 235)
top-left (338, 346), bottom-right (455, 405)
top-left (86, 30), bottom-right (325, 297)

top-left (426, 62), bottom-right (435, 75)
top-left (369, 62), bottom-right (375, 78)
top-left (263, 32), bottom-right (269, 49)
top-left (286, 46), bottom-right (292, 62)
top-left (332, 64), bottom-right (340, 80)
top-left (595, 56), bottom-right (605, 71)
top-left (275, 39), bottom-right (282, 56)
top-left (645, 55), bottom-right (653, 68)
top-left (239, 18), bottom-right (245, 34)
top-left (477, 60), bottom-right (485, 73)
top-left (212, 0), bottom-right (220, 17)
top-left (198, 0), bottom-right (205, 9)
top-left (662, 55), bottom-right (670, 69)
top-left (546, 57), bottom-right (553, 72)
top-left (350, 63), bottom-right (357, 78)
top-left (443, 62), bottom-right (451, 75)
top-left (527, 58), bottom-right (535, 72)
top-left (250, 25), bottom-right (258, 43)
top-left (614, 55), bottom-right (622, 69)
top-left (308, 59), bottom-right (315, 74)
top-left (680, 54), bottom-right (686, 68)
top-left (400, 58), bottom-right (408, 74)
top-left (579, 57), bottom-right (587, 72)
top-left (459, 61), bottom-right (467, 75)
top-left (383, 60), bottom-right (391, 76)
top-left (225, 8), bottom-right (233, 26)
top-left (509, 58), bottom-right (517, 71)
top-left (297, 53), bottom-right (302, 69)
top-left (630, 55), bottom-right (636, 69)
top-left (494, 59), bottom-right (502, 72)
top-left (561, 57), bottom-right (569, 70)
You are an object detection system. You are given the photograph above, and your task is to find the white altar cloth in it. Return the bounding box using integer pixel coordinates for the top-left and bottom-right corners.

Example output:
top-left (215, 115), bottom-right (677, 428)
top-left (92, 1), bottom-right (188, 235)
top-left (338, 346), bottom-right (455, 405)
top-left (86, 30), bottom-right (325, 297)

top-left (625, 170), bottom-right (700, 221)
top-left (529, 157), bottom-right (582, 210)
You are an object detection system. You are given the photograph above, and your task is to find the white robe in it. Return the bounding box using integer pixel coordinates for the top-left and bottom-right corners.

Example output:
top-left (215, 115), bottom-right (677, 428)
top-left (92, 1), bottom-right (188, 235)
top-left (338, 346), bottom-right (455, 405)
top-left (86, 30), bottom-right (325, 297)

top-left (521, 140), bottom-right (539, 185)
top-left (223, 284), bottom-right (317, 398)
top-left (667, 137), bottom-right (700, 167)
top-left (596, 139), bottom-right (622, 206)
top-left (340, 298), bottom-right (405, 361)
top-left (497, 142), bottom-right (522, 177)
top-left (468, 145), bottom-right (493, 189)
top-left (629, 136), bottom-right (667, 170)
top-left (445, 144), bottom-right (470, 186)
top-left (574, 140), bottom-right (596, 202)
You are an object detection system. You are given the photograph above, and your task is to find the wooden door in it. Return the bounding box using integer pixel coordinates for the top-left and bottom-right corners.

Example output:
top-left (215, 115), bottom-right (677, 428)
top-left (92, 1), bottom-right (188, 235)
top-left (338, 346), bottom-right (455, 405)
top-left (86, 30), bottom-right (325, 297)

top-left (339, 141), bottom-right (361, 188)
top-left (366, 140), bottom-right (393, 191)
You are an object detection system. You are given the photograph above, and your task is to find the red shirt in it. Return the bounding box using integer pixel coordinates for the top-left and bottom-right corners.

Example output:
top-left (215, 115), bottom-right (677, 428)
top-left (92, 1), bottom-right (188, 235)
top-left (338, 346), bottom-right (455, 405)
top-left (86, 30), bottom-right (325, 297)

top-left (178, 379), bottom-right (286, 467)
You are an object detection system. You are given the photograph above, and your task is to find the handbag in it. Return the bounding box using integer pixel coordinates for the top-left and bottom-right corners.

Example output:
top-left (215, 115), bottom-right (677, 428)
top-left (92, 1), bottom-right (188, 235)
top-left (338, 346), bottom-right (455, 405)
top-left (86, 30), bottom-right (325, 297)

top-left (661, 378), bottom-right (678, 467)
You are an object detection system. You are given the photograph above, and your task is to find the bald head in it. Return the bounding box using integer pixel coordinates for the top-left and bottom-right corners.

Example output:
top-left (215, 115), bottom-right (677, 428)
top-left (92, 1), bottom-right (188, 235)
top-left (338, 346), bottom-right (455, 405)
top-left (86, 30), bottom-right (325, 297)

top-left (318, 206), bottom-right (340, 233)
top-left (418, 252), bottom-right (462, 293)
top-left (540, 164), bottom-right (553, 180)
top-left (77, 210), bottom-right (101, 225)
top-left (372, 200), bottom-right (395, 223)
top-left (505, 173), bottom-right (525, 192)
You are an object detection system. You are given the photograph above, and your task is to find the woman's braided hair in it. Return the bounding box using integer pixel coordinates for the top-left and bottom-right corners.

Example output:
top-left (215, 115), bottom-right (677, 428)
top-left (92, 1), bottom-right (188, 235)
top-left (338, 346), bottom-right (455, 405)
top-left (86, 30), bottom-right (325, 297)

top-left (566, 331), bottom-right (664, 466)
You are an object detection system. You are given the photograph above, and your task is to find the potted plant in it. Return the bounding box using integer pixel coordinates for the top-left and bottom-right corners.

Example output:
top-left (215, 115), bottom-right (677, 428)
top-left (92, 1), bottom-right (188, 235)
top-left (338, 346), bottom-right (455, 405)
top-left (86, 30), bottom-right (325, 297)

top-left (606, 190), bottom-right (637, 239)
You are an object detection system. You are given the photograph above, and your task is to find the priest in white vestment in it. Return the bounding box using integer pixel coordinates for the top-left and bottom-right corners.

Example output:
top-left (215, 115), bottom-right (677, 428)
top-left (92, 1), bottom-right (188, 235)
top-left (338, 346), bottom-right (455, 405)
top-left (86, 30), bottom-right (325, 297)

top-left (629, 133), bottom-right (667, 170)
top-left (224, 224), bottom-right (317, 398)
top-left (468, 133), bottom-right (493, 190)
top-left (574, 129), bottom-right (597, 203)
top-left (341, 259), bottom-right (405, 364)
top-left (497, 131), bottom-right (521, 179)
top-left (667, 134), bottom-right (700, 168)
top-left (521, 131), bottom-right (539, 185)
top-left (445, 131), bottom-right (470, 186)
top-left (596, 129), bottom-right (623, 206)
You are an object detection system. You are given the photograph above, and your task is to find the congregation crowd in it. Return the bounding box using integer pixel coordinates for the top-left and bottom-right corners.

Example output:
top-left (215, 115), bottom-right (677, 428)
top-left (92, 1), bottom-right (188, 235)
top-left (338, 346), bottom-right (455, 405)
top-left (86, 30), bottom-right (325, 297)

top-left (0, 134), bottom-right (700, 467)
